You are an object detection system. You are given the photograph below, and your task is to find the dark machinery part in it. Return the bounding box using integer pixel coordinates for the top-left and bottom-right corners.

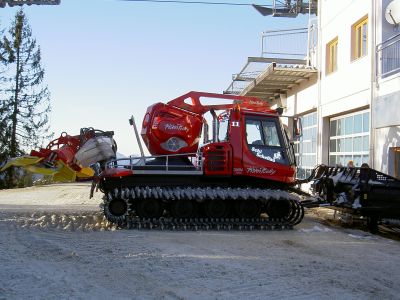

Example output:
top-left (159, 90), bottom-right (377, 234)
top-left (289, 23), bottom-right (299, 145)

top-left (310, 165), bottom-right (400, 232)
top-left (253, 0), bottom-right (317, 18)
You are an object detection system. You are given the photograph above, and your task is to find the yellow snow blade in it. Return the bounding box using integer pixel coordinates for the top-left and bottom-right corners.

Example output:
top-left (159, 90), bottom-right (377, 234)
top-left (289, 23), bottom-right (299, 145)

top-left (24, 164), bottom-right (60, 176)
top-left (53, 161), bottom-right (76, 182)
top-left (1, 156), bottom-right (83, 182)
top-left (1, 156), bottom-right (43, 172)
top-left (76, 167), bottom-right (95, 179)
top-left (0, 155), bottom-right (63, 176)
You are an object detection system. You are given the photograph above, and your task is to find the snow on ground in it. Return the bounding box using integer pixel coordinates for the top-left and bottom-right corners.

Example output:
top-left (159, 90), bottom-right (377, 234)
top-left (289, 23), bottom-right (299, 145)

top-left (0, 182), bottom-right (103, 208)
top-left (1, 183), bottom-right (400, 299)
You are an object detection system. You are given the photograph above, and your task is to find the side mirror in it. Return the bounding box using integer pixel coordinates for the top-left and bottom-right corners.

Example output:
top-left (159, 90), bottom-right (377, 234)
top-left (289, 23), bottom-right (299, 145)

top-left (293, 117), bottom-right (303, 139)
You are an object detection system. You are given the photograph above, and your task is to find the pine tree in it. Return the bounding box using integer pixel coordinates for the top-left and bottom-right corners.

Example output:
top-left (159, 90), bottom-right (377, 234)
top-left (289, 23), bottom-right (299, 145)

top-left (1, 9), bottom-right (52, 187)
top-left (0, 23), bottom-right (10, 188)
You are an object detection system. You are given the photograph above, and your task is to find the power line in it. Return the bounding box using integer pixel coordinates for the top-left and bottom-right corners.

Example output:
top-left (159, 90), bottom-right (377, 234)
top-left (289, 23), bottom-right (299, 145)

top-left (121, 0), bottom-right (272, 7)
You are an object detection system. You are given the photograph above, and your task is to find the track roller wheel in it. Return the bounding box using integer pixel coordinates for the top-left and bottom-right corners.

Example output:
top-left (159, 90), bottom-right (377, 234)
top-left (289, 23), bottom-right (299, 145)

top-left (290, 200), bottom-right (304, 225)
top-left (266, 200), bottom-right (291, 219)
top-left (204, 200), bottom-right (228, 218)
top-left (235, 200), bottom-right (261, 219)
top-left (136, 198), bottom-right (163, 219)
top-left (103, 198), bottom-right (129, 225)
top-left (171, 200), bottom-right (196, 218)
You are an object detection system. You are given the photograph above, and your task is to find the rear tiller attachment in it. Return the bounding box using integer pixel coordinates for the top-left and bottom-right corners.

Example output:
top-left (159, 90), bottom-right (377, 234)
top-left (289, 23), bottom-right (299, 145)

top-left (310, 165), bottom-right (400, 223)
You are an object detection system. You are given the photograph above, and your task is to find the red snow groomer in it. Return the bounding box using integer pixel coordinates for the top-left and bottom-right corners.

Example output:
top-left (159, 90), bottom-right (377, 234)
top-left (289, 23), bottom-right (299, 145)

top-left (96, 91), bottom-right (400, 231)
top-left (2, 128), bottom-right (117, 182)
top-left (96, 91), bottom-right (305, 229)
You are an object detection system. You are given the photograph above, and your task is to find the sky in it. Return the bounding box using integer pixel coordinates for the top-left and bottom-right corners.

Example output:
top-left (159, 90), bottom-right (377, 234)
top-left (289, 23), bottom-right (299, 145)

top-left (0, 0), bottom-right (308, 155)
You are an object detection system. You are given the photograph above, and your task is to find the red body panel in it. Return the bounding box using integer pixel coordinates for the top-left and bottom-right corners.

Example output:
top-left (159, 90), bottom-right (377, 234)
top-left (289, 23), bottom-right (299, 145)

top-left (101, 168), bottom-right (133, 178)
top-left (202, 143), bottom-right (233, 176)
top-left (238, 111), bottom-right (296, 184)
top-left (216, 108), bottom-right (296, 184)
top-left (29, 133), bottom-right (81, 171)
top-left (141, 103), bottom-right (203, 155)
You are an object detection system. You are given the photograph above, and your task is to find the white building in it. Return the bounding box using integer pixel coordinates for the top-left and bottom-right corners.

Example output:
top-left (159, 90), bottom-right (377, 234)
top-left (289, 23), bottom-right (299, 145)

top-left (225, 0), bottom-right (400, 179)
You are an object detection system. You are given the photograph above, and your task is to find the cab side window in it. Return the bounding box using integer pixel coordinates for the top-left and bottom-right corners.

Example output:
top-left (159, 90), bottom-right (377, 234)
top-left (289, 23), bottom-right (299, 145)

top-left (246, 120), bottom-right (264, 145)
top-left (263, 121), bottom-right (281, 147)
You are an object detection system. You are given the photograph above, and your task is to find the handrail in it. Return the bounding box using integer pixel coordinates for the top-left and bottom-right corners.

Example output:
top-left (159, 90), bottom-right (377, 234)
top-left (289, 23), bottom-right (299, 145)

top-left (106, 152), bottom-right (203, 172)
top-left (377, 32), bottom-right (400, 50)
top-left (376, 33), bottom-right (400, 79)
top-left (261, 27), bottom-right (309, 58)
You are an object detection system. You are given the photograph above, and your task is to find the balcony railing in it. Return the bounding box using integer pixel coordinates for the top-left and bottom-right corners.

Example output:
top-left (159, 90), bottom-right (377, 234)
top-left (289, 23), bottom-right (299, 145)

top-left (224, 21), bottom-right (318, 96)
top-left (261, 18), bottom-right (318, 67)
top-left (261, 27), bottom-right (308, 58)
top-left (376, 33), bottom-right (400, 79)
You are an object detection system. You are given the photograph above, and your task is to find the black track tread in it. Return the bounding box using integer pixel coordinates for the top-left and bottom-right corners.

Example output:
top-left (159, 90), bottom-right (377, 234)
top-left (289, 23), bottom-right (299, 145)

top-left (126, 217), bottom-right (293, 231)
top-left (102, 186), bottom-right (305, 230)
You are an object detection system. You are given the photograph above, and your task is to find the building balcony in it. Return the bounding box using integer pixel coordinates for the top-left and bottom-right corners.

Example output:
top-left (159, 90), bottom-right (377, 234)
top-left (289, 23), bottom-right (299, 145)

top-left (224, 24), bottom-right (318, 103)
top-left (376, 33), bottom-right (400, 79)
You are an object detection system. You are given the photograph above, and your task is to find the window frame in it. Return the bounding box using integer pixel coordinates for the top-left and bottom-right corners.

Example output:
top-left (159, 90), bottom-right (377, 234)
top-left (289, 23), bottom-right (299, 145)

top-left (329, 110), bottom-right (370, 167)
top-left (351, 15), bottom-right (368, 61)
top-left (326, 37), bottom-right (338, 75)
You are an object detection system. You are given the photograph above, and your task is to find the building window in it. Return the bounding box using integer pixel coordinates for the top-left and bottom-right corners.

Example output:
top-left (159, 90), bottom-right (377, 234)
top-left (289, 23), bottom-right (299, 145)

top-left (329, 111), bottom-right (369, 167)
top-left (326, 37), bottom-right (338, 74)
top-left (294, 112), bottom-right (317, 179)
top-left (352, 16), bottom-right (368, 60)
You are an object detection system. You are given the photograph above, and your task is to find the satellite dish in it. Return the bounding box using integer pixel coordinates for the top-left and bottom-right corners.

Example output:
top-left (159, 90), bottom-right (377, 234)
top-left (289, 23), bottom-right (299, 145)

top-left (385, 0), bottom-right (400, 25)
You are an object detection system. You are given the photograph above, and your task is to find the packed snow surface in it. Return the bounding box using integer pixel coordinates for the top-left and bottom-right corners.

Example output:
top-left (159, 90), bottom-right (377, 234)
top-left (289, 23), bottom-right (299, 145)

top-left (1, 183), bottom-right (400, 299)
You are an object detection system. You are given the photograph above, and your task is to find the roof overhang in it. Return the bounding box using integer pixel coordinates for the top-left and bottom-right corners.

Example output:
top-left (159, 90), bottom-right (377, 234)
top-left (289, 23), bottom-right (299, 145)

top-left (241, 62), bottom-right (317, 100)
top-left (224, 57), bottom-right (317, 102)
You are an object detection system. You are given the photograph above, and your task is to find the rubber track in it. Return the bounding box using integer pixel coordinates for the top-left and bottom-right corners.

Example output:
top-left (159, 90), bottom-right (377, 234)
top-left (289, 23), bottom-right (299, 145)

top-left (102, 186), bottom-right (305, 230)
top-left (125, 217), bottom-right (294, 231)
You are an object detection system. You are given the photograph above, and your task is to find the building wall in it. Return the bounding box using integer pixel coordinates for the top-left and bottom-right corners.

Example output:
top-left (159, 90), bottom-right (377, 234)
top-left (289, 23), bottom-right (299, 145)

top-left (374, 76), bottom-right (400, 129)
top-left (375, 126), bottom-right (400, 174)
top-left (320, 0), bottom-right (372, 118)
top-left (286, 76), bottom-right (318, 116)
top-left (373, 0), bottom-right (400, 176)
